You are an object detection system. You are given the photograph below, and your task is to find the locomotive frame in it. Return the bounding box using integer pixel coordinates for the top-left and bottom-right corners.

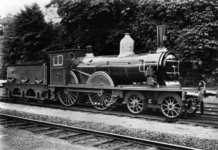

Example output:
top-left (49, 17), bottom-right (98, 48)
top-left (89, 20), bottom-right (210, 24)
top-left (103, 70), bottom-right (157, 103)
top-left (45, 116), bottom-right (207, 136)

top-left (3, 25), bottom-right (218, 119)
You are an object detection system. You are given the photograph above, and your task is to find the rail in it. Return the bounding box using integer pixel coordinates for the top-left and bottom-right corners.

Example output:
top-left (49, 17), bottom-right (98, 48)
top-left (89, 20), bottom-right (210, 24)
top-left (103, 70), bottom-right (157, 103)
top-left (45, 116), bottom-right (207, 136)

top-left (0, 113), bottom-right (200, 150)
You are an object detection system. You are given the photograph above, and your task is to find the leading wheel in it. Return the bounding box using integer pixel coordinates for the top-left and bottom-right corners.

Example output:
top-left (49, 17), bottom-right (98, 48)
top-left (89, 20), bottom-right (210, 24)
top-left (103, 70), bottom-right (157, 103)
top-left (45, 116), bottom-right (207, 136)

top-left (87, 71), bottom-right (115, 110)
top-left (161, 96), bottom-right (183, 118)
top-left (57, 88), bottom-right (79, 106)
top-left (187, 98), bottom-right (199, 115)
top-left (125, 91), bottom-right (146, 114)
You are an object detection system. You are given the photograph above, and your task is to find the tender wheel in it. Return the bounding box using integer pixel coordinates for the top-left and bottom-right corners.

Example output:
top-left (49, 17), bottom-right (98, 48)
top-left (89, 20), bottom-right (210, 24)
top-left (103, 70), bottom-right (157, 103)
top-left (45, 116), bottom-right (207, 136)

top-left (126, 92), bottom-right (146, 114)
top-left (57, 88), bottom-right (79, 106)
top-left (10, 97), bottom-right (18, 102)
top-left (161, 96), bottom-right (183, 118)
top-left (23, 98), bottom-right (29, 102)
top-left (87, 71), bottom-right (115, 110)
top-left (88, 90), bottom-right (112, 110)
top-left (187, 98), bottom-right (199, 115)
top-left (37, 99), bottom-right (44, 104)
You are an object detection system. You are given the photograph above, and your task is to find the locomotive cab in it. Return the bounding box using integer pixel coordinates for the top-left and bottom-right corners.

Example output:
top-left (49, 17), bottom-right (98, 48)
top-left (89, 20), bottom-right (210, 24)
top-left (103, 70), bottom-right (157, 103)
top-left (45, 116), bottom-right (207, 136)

top-left (47, 49), bottom-right (86, 86)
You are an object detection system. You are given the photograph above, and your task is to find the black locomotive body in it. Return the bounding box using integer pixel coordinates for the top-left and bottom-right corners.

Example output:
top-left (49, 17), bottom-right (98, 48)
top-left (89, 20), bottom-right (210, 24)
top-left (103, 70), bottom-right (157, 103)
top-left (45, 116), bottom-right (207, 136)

top-left (3, 25), bottom-right (218, 118)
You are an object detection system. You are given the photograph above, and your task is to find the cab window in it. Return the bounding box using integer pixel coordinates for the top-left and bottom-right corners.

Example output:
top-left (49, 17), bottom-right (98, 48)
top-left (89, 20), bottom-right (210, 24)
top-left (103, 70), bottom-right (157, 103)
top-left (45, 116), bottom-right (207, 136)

top-left (53, 55), bottom-right (63, 66)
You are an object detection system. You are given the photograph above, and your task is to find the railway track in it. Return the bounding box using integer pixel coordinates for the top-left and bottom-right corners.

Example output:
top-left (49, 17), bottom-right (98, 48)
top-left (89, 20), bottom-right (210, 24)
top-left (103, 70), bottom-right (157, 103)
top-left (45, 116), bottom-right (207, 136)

top-left (0, 113), bottom-right (200, 150)
top-left (0, 97), bottom-right (218, 128)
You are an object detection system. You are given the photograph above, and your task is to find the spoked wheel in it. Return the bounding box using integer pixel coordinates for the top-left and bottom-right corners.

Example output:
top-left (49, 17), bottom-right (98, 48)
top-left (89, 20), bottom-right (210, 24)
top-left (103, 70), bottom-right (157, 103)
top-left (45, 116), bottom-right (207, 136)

top-left (10, 97), bottom-right (18, 103)
top-left (125, 91), bottom-right (146, 114)
top-left (57, 88), bottom-right (79, 106)
top-left (161, 96), bottom-right (183, 118)
top-left (187, 98), bottom-right (199, 115)
top-left (23, 98), bottom-right (29, 102)
top-left (37, 99), bottom-right (44, 104)
top-left (88, 90), bottom-right (112, 110)
top-left (87, 71), bottom-right (115, 111)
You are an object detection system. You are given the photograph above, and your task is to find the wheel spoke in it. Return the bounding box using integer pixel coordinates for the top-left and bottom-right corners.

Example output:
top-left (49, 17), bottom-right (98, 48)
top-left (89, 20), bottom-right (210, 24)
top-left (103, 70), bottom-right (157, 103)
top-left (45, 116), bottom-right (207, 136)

top-left (91, 94), bottom-right (98, 101)
top-left (130, 97), bottom-right (135, 101)
top-left (68, 94), bottom-right (75, 103)
top-left (70, 92), bottom-right (77, 99)
top-left (104, 94), bottom-right (111, 100)
top-left (68, 94), bottom-right (74, 104)
top-left (95, 95), bottom-right (100, 104)
top-left (137, 103), bottom-right (143, 106)
top-left (101, 97), bottom-right (107, 107)
top-left (174, 106), bottom-right (181, 110)
top-left (88, 89), bottom-right (112, 110)
top-left (172, 98), bottom-right (175, 104)
top-left (165, 99), bottom-right (170, 105)
top-left (135, 106), bottom-right (138, 112)
top-left (126, 92), bottom-right (146, 114)
top-left (163, 107), bottom-right (168, 111)
top-left (161, 96), bottom-right (183, 118)
top-left (166, 110), bottom-right (170, 115)
top-left (58, 88), bottom-right (78, 106)
top-left (129, 101), bottom-right (134, 105)
top-left (172, 109), bottom-right (179, 116)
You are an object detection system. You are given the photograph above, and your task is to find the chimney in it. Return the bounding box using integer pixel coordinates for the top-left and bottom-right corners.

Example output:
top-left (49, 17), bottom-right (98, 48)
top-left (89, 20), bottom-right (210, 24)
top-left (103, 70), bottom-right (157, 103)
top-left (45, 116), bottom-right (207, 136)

top-left (156, 25), bottom-right (168, 53)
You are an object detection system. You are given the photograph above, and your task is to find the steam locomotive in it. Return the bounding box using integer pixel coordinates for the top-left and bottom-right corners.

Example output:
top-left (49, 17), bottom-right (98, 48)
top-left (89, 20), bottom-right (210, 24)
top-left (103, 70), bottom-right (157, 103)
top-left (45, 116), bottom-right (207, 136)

top-left (3, 25), bottom-right (218, 118)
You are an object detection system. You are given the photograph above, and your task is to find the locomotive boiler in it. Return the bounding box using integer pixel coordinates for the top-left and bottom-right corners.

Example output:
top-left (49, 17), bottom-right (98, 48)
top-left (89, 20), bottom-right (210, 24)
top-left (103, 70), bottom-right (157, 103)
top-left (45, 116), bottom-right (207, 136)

top-left (3, 25), bottom-right (218, 119)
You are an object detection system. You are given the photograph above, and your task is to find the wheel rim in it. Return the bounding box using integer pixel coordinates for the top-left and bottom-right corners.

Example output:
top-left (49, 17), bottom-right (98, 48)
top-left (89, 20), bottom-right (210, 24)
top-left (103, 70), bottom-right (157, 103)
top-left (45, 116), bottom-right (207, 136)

top-left (88, 90), bottom-right (111, 110)
top-left (187, 98), bottom-right (198, 114)
top-left (57, 88), bottom-right (78, 106)
top-left (127, 94), bottom-right (145, 114)
top-left (161, 96), bottom-right (182, 118)
top-left (87, 72), bottom-right (115, 111)
top-left (23, 98), bottom-right (29, 102)
top-left (37, 99), bottom-right (44, 104)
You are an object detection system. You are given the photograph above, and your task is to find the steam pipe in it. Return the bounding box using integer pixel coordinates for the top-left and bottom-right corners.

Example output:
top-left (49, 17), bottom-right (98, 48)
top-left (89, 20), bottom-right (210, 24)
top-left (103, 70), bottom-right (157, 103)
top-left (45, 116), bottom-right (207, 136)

top-left (185, 91), bottom-right (201, 98)
top-left (204, 89), bottom-right (218, 98)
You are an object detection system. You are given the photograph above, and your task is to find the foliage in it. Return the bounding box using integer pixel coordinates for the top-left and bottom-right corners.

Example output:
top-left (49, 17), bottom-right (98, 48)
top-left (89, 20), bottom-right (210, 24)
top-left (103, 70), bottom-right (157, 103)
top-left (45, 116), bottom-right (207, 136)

top-left (2, 3), bottom-right (52, 65)
top-left (131, 0), bottom-right (218, 86)
top-left (46, 0), bottom-right (138, 55)
top-left (1, 0), bottom-right (218, 86)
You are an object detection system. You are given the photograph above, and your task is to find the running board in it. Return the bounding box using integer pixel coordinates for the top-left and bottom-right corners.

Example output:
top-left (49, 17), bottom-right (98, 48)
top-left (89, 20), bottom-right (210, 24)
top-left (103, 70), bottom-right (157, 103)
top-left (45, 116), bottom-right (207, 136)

top-left (68, 88), bottom-right (103, 94)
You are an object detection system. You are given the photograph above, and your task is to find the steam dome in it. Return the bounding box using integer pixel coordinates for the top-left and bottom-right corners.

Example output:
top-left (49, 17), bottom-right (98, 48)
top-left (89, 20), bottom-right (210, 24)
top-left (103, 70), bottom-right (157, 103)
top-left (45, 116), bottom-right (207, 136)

top-left (118, 33), bottom-right (135, 57)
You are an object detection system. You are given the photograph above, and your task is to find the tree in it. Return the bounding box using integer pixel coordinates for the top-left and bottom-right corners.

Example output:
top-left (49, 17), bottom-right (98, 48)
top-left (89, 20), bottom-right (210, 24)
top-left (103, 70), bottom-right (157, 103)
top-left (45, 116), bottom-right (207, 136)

top-left (132, 0), bottom-right (218, 86)
top-left (2, 3), bottom-right (52, 64)
top-left (46, 0), bottom-right (138, 55)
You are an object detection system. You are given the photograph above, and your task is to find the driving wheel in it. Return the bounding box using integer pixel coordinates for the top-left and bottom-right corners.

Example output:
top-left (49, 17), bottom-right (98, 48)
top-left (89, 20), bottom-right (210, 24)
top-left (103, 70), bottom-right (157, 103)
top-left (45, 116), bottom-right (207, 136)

top-left (87, 71), bottom-right (115, 110)
top-left (57, 88), bottom-right (79, 106)
top-left (88, 90), bottom-right (112, 110)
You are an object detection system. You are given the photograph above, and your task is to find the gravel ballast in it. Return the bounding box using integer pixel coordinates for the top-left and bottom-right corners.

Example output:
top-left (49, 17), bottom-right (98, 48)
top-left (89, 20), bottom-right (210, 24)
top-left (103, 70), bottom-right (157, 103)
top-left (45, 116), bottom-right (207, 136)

top-left (0, 102), bottom-right (218, 150)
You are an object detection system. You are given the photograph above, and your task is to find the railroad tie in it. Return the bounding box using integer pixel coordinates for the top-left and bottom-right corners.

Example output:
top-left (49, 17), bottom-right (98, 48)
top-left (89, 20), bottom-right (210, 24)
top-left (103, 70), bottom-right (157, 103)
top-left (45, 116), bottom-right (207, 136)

top-left (70, 135), bottom-right (95, 143)
top-left (106, 142), bottom-right (133, 150)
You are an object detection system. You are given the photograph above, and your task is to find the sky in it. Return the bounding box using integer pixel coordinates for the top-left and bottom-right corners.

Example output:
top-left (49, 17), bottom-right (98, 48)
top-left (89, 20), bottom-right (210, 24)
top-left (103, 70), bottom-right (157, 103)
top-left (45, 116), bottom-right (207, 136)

top-left (0, 0), bottom-right (51, 18)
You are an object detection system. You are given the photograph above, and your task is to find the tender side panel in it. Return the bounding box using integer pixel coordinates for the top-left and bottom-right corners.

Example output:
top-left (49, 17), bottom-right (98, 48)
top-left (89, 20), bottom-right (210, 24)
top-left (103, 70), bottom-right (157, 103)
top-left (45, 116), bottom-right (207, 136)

top-left (7, 65), bottom-right (48, 85)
